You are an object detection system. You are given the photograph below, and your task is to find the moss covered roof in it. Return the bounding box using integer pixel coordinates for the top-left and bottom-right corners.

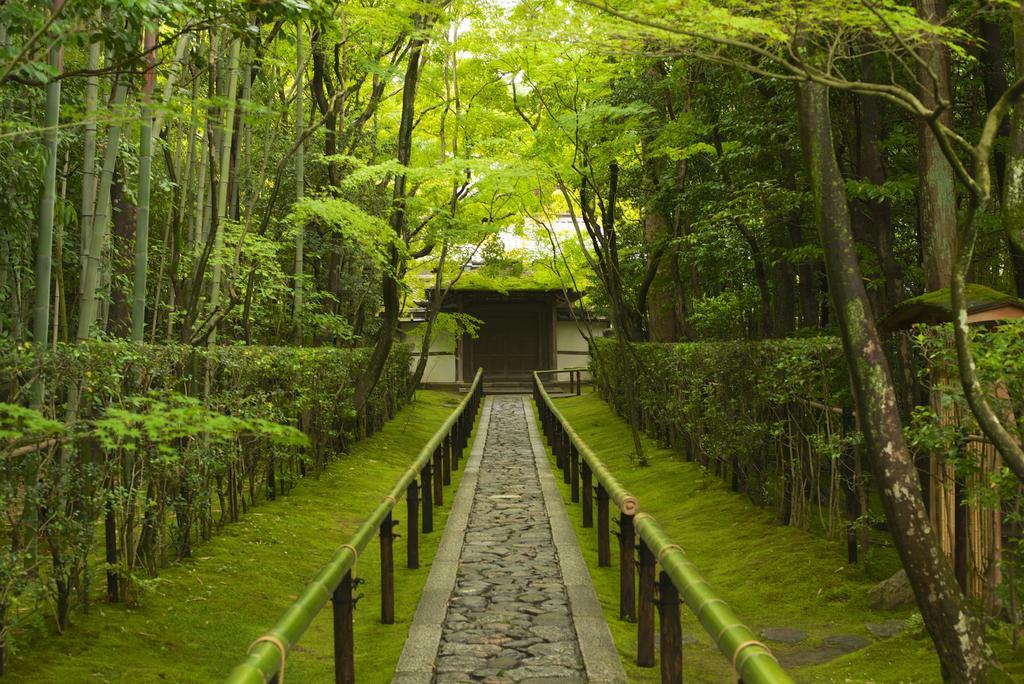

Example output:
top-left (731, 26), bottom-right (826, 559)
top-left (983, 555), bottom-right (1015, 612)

top-left (879, 284), bottom-right (1024, 330)
top-left (448, 269), bottom-right (571, 294)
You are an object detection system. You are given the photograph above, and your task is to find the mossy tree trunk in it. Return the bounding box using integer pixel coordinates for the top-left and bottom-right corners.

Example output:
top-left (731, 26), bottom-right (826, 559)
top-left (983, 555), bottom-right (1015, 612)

top-left (797, 79), bottom-right (993, 683)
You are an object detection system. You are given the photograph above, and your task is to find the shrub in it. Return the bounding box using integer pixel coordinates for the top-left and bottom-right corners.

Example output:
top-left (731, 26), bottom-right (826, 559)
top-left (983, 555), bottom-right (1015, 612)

top-left (0, 341), bottom-right (410, 647)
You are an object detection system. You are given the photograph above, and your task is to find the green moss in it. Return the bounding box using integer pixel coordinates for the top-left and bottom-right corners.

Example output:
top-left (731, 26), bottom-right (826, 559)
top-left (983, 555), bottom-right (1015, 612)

top-left (451, 268), bottom-right (567, 293)
top-left (542, 394), bottom-right (936, 683)
top-left (881, 283), bottom-right (1024, 329)
top-left (903, 283), bottom-right (1018, 311)
top-left (6, 390), bottom-right (474, 684)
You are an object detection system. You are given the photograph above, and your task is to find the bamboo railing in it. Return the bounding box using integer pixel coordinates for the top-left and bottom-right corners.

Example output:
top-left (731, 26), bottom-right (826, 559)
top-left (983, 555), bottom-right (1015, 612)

top-left (225, 369), bottom-right (484, 684)
top-left (533, 371), bottom-right (793, 684)
top-left (535, 366), bottom-right (586, 396)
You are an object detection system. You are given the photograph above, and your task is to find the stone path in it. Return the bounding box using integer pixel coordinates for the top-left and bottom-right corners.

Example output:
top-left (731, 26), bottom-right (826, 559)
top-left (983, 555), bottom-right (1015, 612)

top-left (394, 396), bottom-right (624, 684)
top-left (435, 397), bottom-right (584, 682)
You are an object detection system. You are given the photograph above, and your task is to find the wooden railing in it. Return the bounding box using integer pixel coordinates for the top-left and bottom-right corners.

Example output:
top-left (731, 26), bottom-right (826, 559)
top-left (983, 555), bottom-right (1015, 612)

top-left (533, 371), bottom-right (792, 684)
top-left (534, 366), bottom-right (587, 396)
top-left (225, 369), bottom-right (484, 684)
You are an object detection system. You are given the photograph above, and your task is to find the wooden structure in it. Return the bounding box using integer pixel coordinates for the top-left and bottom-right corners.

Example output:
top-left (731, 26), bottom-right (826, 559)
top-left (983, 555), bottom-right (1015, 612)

top-left (881, 284), bottom-right (1024, 610)
top-left (459, 294), bottom-right (555, 381)
top-left (403, 285), bottom-right (608, 388)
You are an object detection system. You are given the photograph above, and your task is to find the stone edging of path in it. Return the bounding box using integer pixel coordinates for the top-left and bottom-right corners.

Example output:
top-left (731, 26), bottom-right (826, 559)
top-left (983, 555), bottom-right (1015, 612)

top-left (393, 397), bottom-right (493, 684)
top-left (521, 396), bottom-right (627, 684)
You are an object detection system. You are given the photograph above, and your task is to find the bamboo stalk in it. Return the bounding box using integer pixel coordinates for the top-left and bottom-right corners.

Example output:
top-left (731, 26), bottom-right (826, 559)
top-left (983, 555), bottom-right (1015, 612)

top-left (77, 80), bottom-right (128, 341)
top-left (131, 28), bottom-right (158, 342)
top-left (293, 20), bottom-right (305, 322)
top-left (79, 23), bottom-right (101, 288)
top-left (32, 0), bottom-right (63, 385)
top-left (207, 36), bottom-right (241, 344)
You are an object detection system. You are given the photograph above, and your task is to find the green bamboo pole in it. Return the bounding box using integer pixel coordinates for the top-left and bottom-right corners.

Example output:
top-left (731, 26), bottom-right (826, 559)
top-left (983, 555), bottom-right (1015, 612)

top-left (32, 0), bottom-right (63, 370)
top-left (150, 34), bottom-right (191, 139)
top-left (293, 20), bottom-right (305, 323)
top-left (77, 81), bottom-right (128, 341)
top-left (131, 28), bottom-right (158, 342)
top-left (24, 0), bottom-right (64, 572)
top-left (533, 373), bottom-right (792, 684)
top-left (79, 23), bottom-right (101, 286)
top-left (224, 369), bottom-right (483, 683)
top-left (207, 36), bottom-right (241, 344)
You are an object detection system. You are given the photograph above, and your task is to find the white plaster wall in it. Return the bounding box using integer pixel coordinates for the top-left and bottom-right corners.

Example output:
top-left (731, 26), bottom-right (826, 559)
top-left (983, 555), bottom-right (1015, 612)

top-left (407, 329), bottom-right (459, 384)
top-left (555, 320), bottom-right (590, 353)
top-left (554, 320), bottom-right (609, 378)
top-left (414, 354), bottom-right (458, 384)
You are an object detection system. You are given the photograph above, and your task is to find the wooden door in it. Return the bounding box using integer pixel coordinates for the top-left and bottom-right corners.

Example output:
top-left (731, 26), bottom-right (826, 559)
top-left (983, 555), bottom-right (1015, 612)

top-left (463, 301), bottom-right (550, 379)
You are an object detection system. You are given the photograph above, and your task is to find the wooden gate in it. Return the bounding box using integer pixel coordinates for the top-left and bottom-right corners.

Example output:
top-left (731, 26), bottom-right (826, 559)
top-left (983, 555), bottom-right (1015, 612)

top-left (462, 301), bottom-right (551, 380)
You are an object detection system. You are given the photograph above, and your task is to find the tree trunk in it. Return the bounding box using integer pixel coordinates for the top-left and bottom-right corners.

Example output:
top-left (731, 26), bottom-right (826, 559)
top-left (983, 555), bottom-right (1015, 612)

top-left (855, 54), bottom-right (901, 316)
top-left (735, 221), bottom-right (772, 339)
top-left (643, 209), bottom-right (677, 341)
top-left (979, 16), bottom-right (1010, 195)
top-left (778, 147), bottom-right (819, 329)
top-left (23, 0), bottom-right (63, 575)
top-left (797, 79), bottom-right (992, 683)
top-left (106, 168), bottom-right (135, 336)
top-left (409, 243), bottom-right (448, 391)
top-left (1003, 6), bottom-right (1024, 297)
top-left (916, 0), bottom-right (957, 291)
top-left (352, 33), bottom-right (426, 411)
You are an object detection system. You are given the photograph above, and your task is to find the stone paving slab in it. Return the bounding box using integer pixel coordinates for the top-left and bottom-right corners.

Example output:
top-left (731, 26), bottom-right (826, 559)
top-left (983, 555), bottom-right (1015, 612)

top-left (394, 395), bottom-right (625, 683)
top-left (521, 396), bottom-right (625, 684)
top-left (394, 398), bottom-right (493, 681)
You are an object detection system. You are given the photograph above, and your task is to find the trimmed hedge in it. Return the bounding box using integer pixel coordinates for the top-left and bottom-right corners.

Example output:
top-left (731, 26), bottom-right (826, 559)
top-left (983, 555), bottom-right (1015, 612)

top-left (591, 337), bottom-right (857, 531)
top-left (0, 341), bottom-right (410, 652)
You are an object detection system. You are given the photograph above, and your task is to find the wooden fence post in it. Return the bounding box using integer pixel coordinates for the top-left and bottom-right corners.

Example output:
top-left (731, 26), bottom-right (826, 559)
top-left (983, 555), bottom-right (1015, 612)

top-left (453, 420), bottom-right (462, 466)
top-left (637, 539), bottom-right (655, 667)
top-left (433, 446), bottom-right (443, 507)
top-left (380, 513), bottom-right (395, 624)
top-left (562, 429), bottom-right (571, 485)
top-left (658, 571), bottom-right (682, 684)
top-left (582, 460), bottom-right (593, 528)
top-left (448, 431), bottom-right (458, 473)
top-left (460, 413), bottom-right (466, 451)
top-left (554, 421), bottom-right (564, 471)
top-left (619, 512), bottom-right (636, 621)
top-left (407, 480), bottom-right (419, 569)
top-left (421, 463), bottom-right (433, 533)
top-left (597, 484), bottom-right (610, 567)
top-left (332, 571), bottom-right (355, 684)
top-left (443, 433), bottom-right (452, 484)
top-left (570, 442), bottom-right (580, 503)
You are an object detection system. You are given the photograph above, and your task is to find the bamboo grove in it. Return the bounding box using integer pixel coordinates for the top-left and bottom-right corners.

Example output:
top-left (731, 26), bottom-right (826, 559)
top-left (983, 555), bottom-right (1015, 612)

top-left (3, 0), bottom-right (1024, 681)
